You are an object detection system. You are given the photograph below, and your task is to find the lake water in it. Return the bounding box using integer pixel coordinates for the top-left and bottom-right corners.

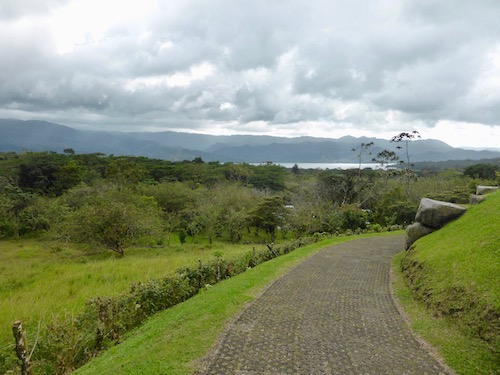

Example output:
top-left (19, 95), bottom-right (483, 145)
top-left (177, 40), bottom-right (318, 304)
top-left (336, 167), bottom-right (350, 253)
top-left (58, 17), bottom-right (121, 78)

top-left (260, 162), bottom-right (385, 170)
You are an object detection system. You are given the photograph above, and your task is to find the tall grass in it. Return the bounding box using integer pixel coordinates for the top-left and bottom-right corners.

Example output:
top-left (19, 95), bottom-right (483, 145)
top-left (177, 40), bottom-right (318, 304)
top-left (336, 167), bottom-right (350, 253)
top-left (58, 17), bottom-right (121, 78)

top-left (0, 237), bottom-right (252, 355)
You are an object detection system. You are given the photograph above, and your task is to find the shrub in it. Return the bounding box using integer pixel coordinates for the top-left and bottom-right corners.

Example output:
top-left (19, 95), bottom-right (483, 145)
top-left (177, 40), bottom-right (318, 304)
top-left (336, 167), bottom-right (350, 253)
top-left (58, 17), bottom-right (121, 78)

top-left (50, 190), bottom-right (163, 255)
top-left (340, 205), bottom-right (369, 231)
top-left (464, 164), bottom-right (497, 180)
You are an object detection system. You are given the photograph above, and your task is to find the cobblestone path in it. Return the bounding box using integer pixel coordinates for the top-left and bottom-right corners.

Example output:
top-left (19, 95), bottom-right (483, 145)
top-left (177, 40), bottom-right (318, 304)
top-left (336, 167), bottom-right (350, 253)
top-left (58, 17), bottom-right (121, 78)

top-left (202, 235), bottom-right (451, 374)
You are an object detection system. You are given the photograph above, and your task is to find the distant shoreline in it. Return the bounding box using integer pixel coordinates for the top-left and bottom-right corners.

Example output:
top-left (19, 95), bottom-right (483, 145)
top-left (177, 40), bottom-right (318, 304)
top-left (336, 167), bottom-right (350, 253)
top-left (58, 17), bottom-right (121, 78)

top-left (252, 162), bottom-right (385, 170)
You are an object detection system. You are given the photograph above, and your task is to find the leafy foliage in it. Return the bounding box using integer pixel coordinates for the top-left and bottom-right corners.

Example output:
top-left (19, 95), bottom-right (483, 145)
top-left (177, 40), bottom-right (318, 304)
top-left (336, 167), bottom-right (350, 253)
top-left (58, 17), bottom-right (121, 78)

top-left (105, 158), bottom-right (147, 185)
top-left (463, 163), bottom-right (497, 180)
top-left (50, 189), bottom-right (163, 255)
top-left (0, 149), bottom-right (498, 248)
top-left (248, 196), bottom-right (287, 240)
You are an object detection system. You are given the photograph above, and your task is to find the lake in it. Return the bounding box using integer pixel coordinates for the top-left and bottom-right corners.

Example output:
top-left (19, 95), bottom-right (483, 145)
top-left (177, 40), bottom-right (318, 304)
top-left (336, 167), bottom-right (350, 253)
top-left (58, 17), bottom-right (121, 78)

top-left (254, 162), bottom-right (385, 170)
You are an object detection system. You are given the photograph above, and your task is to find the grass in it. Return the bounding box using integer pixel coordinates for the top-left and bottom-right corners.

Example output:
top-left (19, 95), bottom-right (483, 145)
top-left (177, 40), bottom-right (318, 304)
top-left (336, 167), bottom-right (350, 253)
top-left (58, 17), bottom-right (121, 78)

top-left (392, 190), bottom-right (500, 374)
top-left (392, 253), bottom-right (499, 375)
top-left (0, 236), bottom-right (255, 352)
top-left (74, 232), bottom-right (400, 375)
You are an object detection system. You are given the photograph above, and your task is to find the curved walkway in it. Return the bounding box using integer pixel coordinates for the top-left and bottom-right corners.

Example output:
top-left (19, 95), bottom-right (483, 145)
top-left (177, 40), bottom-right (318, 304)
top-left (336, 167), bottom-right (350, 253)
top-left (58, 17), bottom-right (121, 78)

top-left (201, 235), bottom-right (451, 374)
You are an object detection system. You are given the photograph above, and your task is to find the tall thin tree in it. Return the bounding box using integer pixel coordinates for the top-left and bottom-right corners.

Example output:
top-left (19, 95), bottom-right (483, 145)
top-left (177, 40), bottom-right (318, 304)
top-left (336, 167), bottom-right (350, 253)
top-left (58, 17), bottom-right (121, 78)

top-left (372, 149), bottom-right (399, 192)
top-left (390, 131), bottom-right (421, 199)
top-left (351, 142), bottom-right (374, 202)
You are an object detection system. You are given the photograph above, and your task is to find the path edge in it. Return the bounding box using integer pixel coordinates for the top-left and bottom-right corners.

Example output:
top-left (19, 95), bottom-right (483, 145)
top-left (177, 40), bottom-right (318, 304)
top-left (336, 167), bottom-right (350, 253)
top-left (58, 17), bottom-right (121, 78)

top-left (389, 251), bottom-right (456, 375)
top-left (193, 241), bottom-right (335, 374)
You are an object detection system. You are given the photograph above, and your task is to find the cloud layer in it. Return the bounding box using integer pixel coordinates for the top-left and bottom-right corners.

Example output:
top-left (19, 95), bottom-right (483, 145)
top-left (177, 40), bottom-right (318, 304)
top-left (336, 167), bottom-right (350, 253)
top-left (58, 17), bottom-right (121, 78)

top-left (1, 0), bottom-right (499, 147)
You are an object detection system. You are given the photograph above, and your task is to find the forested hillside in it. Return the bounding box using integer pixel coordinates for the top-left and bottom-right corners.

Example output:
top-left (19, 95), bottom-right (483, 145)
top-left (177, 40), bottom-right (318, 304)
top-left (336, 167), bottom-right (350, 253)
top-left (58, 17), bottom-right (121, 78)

top-left (2, 119), bottom-right (499, 162)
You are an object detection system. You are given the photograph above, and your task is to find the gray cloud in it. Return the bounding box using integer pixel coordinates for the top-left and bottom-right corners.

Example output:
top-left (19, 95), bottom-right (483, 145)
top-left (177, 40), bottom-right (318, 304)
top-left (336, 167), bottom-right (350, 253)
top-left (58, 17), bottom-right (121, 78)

top-left (0, 0), bottom-right (70, 20)
top-left (0, 0), bottom-right (499, 145)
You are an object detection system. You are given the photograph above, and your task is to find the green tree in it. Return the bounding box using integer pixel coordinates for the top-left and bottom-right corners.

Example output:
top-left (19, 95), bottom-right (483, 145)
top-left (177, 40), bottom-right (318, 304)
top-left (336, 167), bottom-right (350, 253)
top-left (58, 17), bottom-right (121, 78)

top-left (54, 160), bottom-right (83, 194)
top-left (371, 187), bottom-right (417, 226)
top-left (287, 205), bottom-right (319, 237)
top-left (390, 131), bottom-right (421, 199)
top-left (248, 196), bottom-right (287, 241)
top-left (207, 183), bottom-right (256, 243)
top-left (51, 190), bottom-right (163, 255)
top-left (249, 164), bottom-right (287, 191)
top-left (105, 158), bottom-right (147, 185)
top-left (196, 202), bottom-right (221, 244)
top-left (338, 205), bottom-right (369, 231)
top-left (225, 208), bottom-right (247, 243)
top-left (463, 163), bottom-right (497, 180)
top-left (0, 192), bottom-right (21, 237)
top-left (141, 182), bottom-right (201, 242)
top-left (317, 170), bottom-right (357, 206)
top-left (18, 153), bottom-right (64, 195)
top-left (0, 185), bottom-right (48, 237)
top-left (372, 149), bottom-right (399, 191)
top-left (192, 156), bottom-right (204, 164)
top-left (224, 163), bottom-right (254, 184)
top-left (351, 142), bottom-right (374, 199)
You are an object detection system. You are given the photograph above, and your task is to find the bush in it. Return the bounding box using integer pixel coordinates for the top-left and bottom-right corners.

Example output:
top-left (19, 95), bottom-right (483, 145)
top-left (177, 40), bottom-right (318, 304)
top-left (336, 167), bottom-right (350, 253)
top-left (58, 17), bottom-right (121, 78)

top-left (425, 185), bottom-right (471, 204)
top-left (464, 164), bottom-right (497, 180)
top-left (50, 190), bottom-right (163, 255)
top-left (373, 199), bottom-right (417, 226)
top-left (340, 205), bottom-right (369, 231)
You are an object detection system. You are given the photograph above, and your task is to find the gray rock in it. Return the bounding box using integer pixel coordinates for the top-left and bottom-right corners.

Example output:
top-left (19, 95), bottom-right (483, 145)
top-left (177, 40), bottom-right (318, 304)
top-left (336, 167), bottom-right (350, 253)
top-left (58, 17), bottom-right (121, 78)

top-left (476, 185), bottom-right (499, 195)
top-left (405, 222), bottom-right (435, 249)
top-left (469, 194), bottom-right (486, 205)
top-left (415, 198), bottom-right (466, 229)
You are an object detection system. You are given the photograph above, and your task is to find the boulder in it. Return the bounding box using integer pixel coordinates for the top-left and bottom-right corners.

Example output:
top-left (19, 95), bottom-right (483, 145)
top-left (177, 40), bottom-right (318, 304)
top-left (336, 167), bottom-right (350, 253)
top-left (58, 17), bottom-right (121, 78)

top-left (415, 198), bottom-right (466, 229)
top-left (405, 222), bottom-right (435, 249)
top-left (469, 194), bottom-right (485, 205)
top-left (476, 185), bottom-right (499, 195)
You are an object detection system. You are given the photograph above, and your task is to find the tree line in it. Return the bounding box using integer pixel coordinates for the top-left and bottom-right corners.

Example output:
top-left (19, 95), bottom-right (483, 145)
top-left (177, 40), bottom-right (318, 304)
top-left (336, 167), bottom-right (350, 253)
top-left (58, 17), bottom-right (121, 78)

top-left (0, 141), bottom-right (498, 255)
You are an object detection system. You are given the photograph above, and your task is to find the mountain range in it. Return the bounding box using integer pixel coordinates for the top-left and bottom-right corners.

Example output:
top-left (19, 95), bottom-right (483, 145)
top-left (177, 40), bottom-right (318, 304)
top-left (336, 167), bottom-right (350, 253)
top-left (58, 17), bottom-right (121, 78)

top-left (0, 119), bottom-right (498, 163)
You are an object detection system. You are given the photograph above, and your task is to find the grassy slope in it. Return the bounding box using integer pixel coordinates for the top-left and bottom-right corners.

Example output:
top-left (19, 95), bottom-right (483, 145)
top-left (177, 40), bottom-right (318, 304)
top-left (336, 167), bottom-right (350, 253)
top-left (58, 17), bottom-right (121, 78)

top-left (75, 232), bottom-right (400, 375)
top-left (393, 190), bottom-right (500, 374)
top-left (0, 238), bottom-right (252, 349)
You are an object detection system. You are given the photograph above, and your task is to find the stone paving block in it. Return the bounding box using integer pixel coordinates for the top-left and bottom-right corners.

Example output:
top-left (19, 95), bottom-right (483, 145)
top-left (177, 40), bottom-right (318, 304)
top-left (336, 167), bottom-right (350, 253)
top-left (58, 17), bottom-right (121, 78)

top-left (201, 236), bottom-right (452, 375)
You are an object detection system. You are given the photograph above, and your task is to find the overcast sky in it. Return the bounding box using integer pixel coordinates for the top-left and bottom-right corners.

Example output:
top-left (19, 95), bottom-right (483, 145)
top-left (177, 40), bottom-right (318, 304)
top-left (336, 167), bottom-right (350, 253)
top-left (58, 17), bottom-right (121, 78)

top-left (1, 0), bottom-right (499, 148)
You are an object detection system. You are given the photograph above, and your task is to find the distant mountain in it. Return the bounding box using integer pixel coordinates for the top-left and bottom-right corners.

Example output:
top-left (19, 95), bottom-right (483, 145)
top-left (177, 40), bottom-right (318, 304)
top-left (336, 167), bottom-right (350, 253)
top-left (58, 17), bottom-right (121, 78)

top-left (206, 138), bottom-right (499, 163)
top-left (0, 119), bottom-right (208, 161)
top-left (127, 131), bottom-right (320, 151)
top-left (1, 119), bottom-right (499, 163)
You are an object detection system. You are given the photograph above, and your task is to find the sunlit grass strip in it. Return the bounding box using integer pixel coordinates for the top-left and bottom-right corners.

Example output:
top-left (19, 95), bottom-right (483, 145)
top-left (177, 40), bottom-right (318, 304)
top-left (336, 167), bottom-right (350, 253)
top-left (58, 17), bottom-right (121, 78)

top-left (392, 252), bottom-right (499, 375)
top-left (75, 232), bottom-right (400, 375)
